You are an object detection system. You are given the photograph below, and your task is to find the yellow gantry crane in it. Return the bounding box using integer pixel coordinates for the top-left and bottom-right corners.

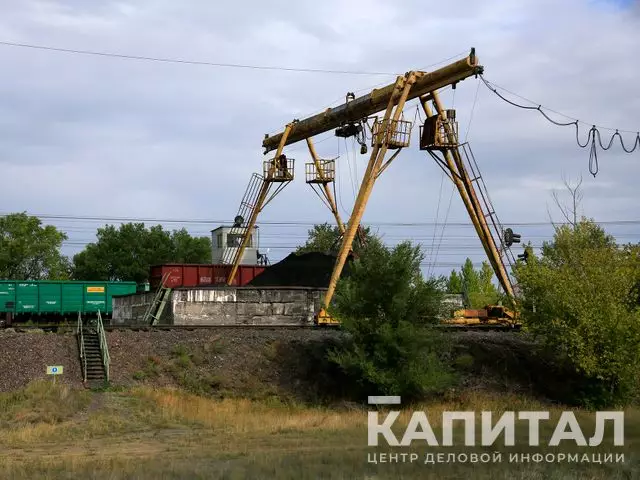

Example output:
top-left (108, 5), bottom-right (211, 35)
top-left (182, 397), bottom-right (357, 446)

top-left (225, 48), bottom-right (520, 326)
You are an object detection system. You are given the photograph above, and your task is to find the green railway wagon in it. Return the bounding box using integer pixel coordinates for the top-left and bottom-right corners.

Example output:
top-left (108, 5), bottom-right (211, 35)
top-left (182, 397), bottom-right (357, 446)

top-left (0, 280), bottom-right (137, 317)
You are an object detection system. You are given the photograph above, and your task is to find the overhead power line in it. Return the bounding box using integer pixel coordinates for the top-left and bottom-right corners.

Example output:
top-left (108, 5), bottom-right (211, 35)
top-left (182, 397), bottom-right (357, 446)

top-left (0, 40), bottom-right (399, 76)
top-left (480, 75), bottom-right (640, 177)
top-left (6, 213), bottom-right (640, 227)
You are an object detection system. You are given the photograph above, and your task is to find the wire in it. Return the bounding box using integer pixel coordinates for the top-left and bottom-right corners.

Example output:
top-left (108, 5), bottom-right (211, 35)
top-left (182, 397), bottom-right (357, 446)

top-left (268, 50), bottom-right (468, 136)
top-left (427, 171), bottom-right (445, 277)
top-left (6, 212), bottom-right (640, 227)
top-left (480, 75), bottom-right (640, 177)
top-left (353, 138), bottom-right (359, 187)
top-left (465, 77), bottom-right (481, 142)
top-left (0, 40), bottom-right (400, 76)
top-left (334, 148), bottom-right (351, 217)
top-left (430, 183), bottom-right (456, 276)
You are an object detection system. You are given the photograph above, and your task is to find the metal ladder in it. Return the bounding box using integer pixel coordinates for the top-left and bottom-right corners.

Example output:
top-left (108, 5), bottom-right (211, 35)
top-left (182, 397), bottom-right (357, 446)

top-left (458, 143), bottom-right (517, 274)
top-left (221, 172), bottom-right (263, 265)
top-left (142, 272), bottom-right (172, 325)
top-left (77, 311), bottom-right (109, 384)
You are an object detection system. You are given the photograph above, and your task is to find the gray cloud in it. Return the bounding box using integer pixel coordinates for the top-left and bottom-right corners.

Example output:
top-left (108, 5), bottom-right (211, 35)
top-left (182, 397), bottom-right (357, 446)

top-left (0, 0), bottom-right (638, 274)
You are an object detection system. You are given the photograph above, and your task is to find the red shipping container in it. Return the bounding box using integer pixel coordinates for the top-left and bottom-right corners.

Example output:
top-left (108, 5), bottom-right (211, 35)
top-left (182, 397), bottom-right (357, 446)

top-left (150, 264), bottom-right (266, 289)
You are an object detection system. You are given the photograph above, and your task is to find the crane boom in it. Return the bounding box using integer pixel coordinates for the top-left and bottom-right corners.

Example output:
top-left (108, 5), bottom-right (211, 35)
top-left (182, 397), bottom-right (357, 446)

top-left (262, 53), bottom-right (483, 153)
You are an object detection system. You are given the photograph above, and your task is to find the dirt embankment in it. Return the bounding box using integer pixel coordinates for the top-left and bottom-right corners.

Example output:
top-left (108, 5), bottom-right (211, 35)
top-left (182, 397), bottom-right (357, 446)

top-left (107, 328), bottom-right (343, 400)
top-left (0, 327), bottom-right (570, 403)
top-left (0, 328), bottom-right (344, 399)
top-left (0, 330), bottom-right (83, 392)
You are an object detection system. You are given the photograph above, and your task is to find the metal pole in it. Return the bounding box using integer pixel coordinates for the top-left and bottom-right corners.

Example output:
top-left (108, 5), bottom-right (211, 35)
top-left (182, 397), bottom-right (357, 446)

top-left (420, 97), bottom-right (492, 270)
top-left (227, 124), bottom-right (293, 285)
top-left (322, 73), bottom-right (416, 312)
top-left (430, 92), bottom-right (514, 299)
top-left (306, 138), bottom-right (345, 233)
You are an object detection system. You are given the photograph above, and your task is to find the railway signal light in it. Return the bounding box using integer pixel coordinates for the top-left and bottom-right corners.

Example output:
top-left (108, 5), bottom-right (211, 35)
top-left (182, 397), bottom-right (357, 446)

top-left (504, 228), bottom-right (521, 247)
top-left (517, 248), bottom-right (530, 263)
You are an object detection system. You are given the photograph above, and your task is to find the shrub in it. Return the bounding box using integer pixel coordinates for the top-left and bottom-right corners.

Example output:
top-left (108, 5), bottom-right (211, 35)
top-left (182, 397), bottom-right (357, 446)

top-left (328, 240), bottom-right (456, 401)
top-left (515, 219), bottom-right (640, 407)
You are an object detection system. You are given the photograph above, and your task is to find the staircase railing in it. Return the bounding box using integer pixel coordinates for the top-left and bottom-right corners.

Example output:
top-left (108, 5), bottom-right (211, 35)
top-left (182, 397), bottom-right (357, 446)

top-left (77, 312), bottom-right (87, 383)
top-left (143, 272), bottom-right (172, 325)
top-left (96, 310), bottom-right (110, 382)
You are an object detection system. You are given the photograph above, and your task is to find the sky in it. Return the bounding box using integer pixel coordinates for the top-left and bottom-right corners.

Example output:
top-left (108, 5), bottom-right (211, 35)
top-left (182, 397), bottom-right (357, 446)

top-left (0, 0), bottom-right (639, 278)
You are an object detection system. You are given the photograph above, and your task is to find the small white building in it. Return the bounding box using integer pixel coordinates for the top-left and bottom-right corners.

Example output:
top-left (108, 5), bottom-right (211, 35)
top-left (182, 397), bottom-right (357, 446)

top-left (211, 225), bottom-right (260, 265)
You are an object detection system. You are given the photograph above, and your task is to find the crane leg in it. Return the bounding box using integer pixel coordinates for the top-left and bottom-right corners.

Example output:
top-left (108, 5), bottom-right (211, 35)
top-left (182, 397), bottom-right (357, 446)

top-left (226, 123), bottom-right (294, 285)
top-left (306, 138), bottom-right (345, 233)
top-left (319, 73), bottom-right (417, 323)
top-left (421, 92), bottom-right (514, 300)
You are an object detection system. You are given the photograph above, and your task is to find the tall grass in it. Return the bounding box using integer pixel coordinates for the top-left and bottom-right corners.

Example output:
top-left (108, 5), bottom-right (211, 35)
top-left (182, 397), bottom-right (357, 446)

top-left (0, 380), bottom-right (91, 426)
top-left (0, 383), bottom-right (637, 479)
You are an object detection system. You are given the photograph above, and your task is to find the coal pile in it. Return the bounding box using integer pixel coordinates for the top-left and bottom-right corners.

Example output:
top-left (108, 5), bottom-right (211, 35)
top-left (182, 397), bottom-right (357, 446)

top-left (248, 252), bottom-right (352, 288)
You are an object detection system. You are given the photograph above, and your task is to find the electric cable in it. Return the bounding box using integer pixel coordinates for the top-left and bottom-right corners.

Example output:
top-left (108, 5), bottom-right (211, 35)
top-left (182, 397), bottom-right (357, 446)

top-left (427, 171), bottom-right (445, 277)
top-left (480, 75), bottom-right (640, 176)
top-left (5, 213), bottom-right (640, 227)
top-left (0, 40), bottom-right (398, 76)
top-left (430, 183), bottom-right (456, 276)
top-left (464, 77), bottom-right (481, 142)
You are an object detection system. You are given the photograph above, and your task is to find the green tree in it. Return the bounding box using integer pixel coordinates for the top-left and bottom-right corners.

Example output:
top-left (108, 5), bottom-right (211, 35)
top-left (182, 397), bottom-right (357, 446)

top-left (514, 219), bottom-right (640, 407)
top-left (296, 223), bottom-right (380, 256)
top-left (328, 240), bottom-right (456, 400)
top-left (446, 258), bottom-right (500, 308)
top-left (446, 270), bottom-right (463, 296)
top-left (0, 212), bottom-right (70, 280)
top-left (73, 223), bottom-right (211, 283)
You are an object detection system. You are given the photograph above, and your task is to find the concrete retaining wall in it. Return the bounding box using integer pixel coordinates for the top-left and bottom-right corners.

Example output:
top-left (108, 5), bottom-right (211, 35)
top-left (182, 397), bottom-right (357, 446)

top-left (112, 287), bottom-right (326, 326)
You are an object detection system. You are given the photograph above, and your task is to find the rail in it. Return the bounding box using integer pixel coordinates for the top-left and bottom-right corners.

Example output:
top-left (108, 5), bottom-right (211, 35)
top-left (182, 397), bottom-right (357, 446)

top-left (76, 312), bottom-right (87, 383)
top-left (96, 310), bottom-right (110, 382)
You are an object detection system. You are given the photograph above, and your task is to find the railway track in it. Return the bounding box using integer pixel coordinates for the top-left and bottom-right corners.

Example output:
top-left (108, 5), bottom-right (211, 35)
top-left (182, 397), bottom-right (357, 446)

top-left (2, 323), bottom-right (520, 332)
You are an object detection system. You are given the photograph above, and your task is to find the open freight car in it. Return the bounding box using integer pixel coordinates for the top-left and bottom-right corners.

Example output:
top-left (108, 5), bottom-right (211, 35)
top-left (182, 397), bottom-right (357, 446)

top-left (0, 280), bottom-right (137, 325)
top-left (149, 264), bottom-right (266, 289)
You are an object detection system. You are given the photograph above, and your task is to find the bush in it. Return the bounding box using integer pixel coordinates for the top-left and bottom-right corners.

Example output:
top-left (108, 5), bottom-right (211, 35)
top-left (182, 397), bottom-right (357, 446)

top-left (515, 220), bottom-right (640, 407)
top-left (328, 240), bottom-right (457, 401)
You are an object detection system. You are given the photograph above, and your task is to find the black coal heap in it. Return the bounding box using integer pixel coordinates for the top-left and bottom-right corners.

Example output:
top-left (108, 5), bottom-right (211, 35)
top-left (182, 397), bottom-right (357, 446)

top-left (248, 252), bottom-right (352, 288)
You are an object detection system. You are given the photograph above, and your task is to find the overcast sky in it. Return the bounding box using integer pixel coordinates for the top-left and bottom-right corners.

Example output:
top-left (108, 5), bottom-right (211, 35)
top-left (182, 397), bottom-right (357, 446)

top-left (0, 0), bottom-right (639, 276)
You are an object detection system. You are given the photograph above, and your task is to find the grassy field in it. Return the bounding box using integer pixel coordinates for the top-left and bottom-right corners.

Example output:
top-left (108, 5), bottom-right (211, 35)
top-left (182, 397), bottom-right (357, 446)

top-left (0, 381), bottom-right (638, 479)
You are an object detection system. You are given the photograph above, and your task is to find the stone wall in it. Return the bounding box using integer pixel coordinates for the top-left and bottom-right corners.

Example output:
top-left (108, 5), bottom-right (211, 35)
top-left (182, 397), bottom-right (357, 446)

top-left (111, 292), bottom-right (172, 325)
top-left (112, 287), bottom-right (326, 326)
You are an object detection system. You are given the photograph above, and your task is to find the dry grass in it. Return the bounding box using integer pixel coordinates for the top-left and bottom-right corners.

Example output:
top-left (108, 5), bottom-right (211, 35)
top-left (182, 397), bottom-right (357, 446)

top-left (133, 387), bottom-right (364, 433)
top-left (0, 382), bottom-right (638, 479)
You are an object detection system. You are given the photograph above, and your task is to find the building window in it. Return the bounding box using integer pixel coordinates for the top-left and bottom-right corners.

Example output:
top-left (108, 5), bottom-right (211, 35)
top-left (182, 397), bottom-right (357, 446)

top-left (226, 233), bottom-right (252, 248)
top-left (217, 233), bottom-right (223, 248)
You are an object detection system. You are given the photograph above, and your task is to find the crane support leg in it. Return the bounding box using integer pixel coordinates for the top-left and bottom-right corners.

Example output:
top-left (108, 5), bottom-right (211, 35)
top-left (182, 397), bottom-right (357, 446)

top-left (226, 124), bottom-right (294, 285)
top-left (306, 138), bottom-right (345, 233)
top-left (425, 91), bottom-right (514, 299)
top-left (420, 96), bottom-right (484, 234)
top-left (322, 73), bottom-right (416, 313)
